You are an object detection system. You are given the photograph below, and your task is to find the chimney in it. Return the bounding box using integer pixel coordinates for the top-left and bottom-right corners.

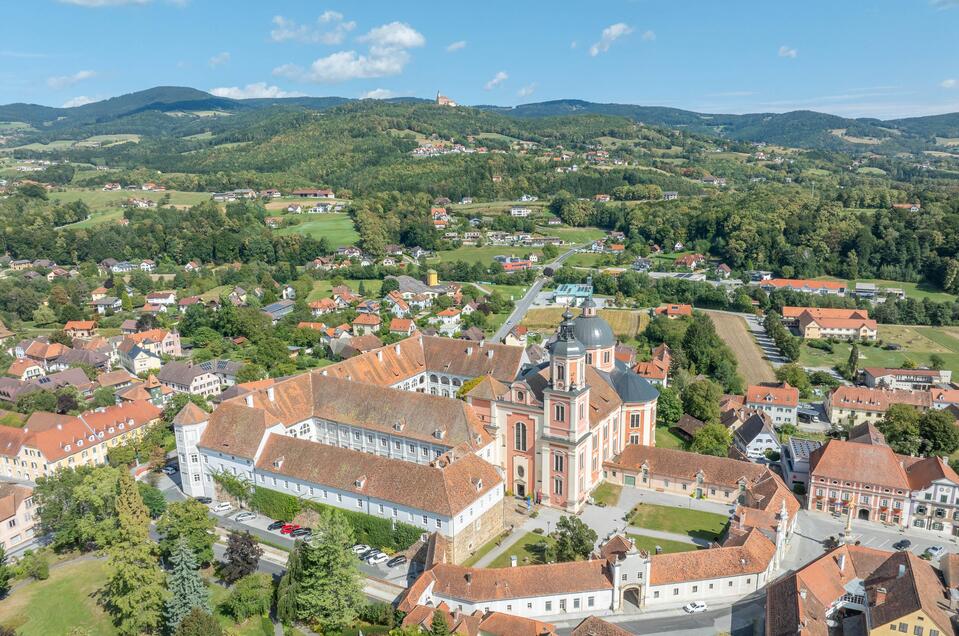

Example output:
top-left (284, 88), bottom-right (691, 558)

top-left (464, 572), bottom-right (472, 585)
top-left (838, 554), bottom-right (846, 572)
top-left (487, 350), bottom-right (493, 359)
top-left (376, 350), bottom-right (383, 361)
top-left (898, 564), bottom-right (906, 579)
top-left (267, 387), bottom-right (275, 402)
top-left (394, 344), bottom-right (401, 355)
top-left (466, 347), bottom-right (473, 356)
top-left (510, 555), bottom-right (518, 568)
top-left (245, 394), bottom-right (254, 408)
top-left (799, 589), bottom-right (807, 600)
top-left (875, 587), bottom-right (887, 605)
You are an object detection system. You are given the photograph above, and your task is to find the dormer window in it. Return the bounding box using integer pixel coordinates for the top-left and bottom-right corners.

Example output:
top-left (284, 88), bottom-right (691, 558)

top-left (118, 422), bottom-right (125, 429)
top-left (108, 427), bottom-right (115, 434)
top-left (77, 439), bottom-right (83, 447)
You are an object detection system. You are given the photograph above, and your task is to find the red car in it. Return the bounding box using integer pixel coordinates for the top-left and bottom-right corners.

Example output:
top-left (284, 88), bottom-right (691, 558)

top-left (280, 523), bottom-right (301, 535)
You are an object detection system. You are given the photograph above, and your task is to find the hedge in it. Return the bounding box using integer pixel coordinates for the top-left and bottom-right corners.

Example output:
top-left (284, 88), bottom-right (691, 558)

top-left (250, 487), bottom-right (423, 551)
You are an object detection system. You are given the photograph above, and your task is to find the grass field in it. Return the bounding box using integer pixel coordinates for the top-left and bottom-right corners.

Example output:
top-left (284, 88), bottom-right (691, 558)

top-left (307, 278), bottom-right (382, 301)
top-left (628, 503), bottom-right (729, 543)
top-left (276, 214), bottom-right (359, 248)
top-left (534, 226), bottom-right (607, 243)
top-left (566, 252), bottom-right (613, 268)
top-left (488, 532), bottom-right (559, 568)
top-left (522, 307), bottom-right (648, 339)
top-left (628, 533), bottom-right (701, 555)
top-left (798, 325), bottom-right (959, 373)
top-left (704, 310), bottom-right (775, 385)
top-left (50, 188), bottom-right (212, 228)
top-left (591, 482), bottom-right (622, 507)
top-left (813, 277), bottom-right (956, 303)
top-left (431, 246), bottom-right (543, 265)
top-left (0, 559), bottom-right (115, 635)
top-left (655, 425), bottom-right (687, 450)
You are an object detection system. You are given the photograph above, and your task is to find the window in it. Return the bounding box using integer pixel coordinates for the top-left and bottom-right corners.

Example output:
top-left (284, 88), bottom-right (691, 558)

top-left (514, 422), bottom-right (527, 452)
top-left (356, 499), bottom-right (362, 508)
top-left (556, 364), bottom-right (565, 381)
top-left (630, 413), bottom-right (641, 428)
top-left (545, 601), bottom-right (552, 611)
top-left (559, 599), bottom-right (566, 611)
top-left (692, 585), bottom-right (698, 592)
top-left (554, 404), bottom-right (565, 422)
top-left (914, 626), bottom-right (924, 636)
top-left (553, 454), bottom-right (564, 472)
top-left (673, 588), bottom-right (679, 595)
top-left (588, 596), bottom-right (595, 608)
top-left (653, 591), bottom-right (660, 599)
top-left (553, 477), bottom-right (563, 496)
top-left (573, 598), bottom-right (580, 609)
top-left (422, 515), bottom-right (428, 524)
top-left (898, 624), bottom-right (908, 633)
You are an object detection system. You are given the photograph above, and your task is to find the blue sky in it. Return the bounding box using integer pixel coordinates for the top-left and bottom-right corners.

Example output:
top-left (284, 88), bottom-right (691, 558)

top-left (2, 0), bottom-right (959, 119)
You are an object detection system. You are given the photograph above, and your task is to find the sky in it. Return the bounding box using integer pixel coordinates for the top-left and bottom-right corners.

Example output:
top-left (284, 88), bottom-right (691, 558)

top-left (2, 0), bottom-right (959, 119)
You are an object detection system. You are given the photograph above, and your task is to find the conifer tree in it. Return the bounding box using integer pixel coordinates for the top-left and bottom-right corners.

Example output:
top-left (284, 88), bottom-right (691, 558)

top-left (295, 511), bottom-right (364, 632)
top-left (165, 536), bottom-right (210, 633)
top-left (276, 540), bottom-right (303, 625)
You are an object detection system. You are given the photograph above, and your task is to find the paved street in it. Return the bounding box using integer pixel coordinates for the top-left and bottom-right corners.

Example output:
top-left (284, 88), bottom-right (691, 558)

top-left (491, 245), bottom-right (581, 342)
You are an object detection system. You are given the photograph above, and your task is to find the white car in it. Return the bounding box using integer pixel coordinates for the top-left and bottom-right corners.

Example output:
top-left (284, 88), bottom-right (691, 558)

top-left (683, 601), bottom-right (708, 614)
top-left (926, 546), bottom-right (947, 559)
top-left (234, 511), bottom-right (256, 523)
top-left (161, 465), bottom-right (177, 475)
top-left (367, 552), bottom-right (389, 565)
top-left (351, 544), bottom-right (371, 554)
top-left (211, 502), bottom-right (233, 514)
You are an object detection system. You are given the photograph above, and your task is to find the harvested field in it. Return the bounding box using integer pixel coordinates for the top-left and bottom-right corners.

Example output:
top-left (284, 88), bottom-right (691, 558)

top-left (522, 307), bottom-right (648, 339)
top-left (704, 310), bottom-right (775, 385)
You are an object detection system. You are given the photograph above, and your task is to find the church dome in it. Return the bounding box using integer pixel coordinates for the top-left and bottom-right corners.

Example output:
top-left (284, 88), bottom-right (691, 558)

top-left (572, 313), bottom-right (615, 349)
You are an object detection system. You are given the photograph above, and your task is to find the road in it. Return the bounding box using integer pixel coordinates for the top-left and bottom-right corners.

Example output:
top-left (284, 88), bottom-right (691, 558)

top-left (492, 245), bottom-right (581, 342)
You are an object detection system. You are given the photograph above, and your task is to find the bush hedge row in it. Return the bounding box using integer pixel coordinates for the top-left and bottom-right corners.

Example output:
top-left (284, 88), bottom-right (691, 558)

top-left (250, 486), bottom-right (423, 551)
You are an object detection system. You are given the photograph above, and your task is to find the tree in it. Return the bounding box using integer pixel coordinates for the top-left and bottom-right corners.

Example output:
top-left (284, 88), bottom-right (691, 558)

top-left (138, 482), bottom-right (167, 519)
top-left (554, 515), bottom-right (598, 562)
top-left (31, 305), bottom-right (57, 326)
top-left (221, 531), bottom-right (263, 584)
top-left (223, 573), bottom-right (272, 621)
top-left (104, 473), bottom-right (166, 636)
top-left (847, 344), bottom-right (860, 377)
top-left (21, 550), bottom-right (49, 580)
top-left (877, 404), bottom-right (922, 456)
top-left (690, 423), bottom-right (733, 457)
top-left (919, 409), bottom-right (959, 456)
top-left (656, 386), bottom-right (682, 427)
top-left (930, 354), bottom-right (946, 371)
top-left (0, 545), bottom-right (10, 598)
top-left (165, 536), bottom-right (210, 634)
top-left (380, 277), bottom-right (400, 295)
top-left (34, 464), bottom-right (122, 551)
top-left (775, 364), bottom-right (812, 398)
top-left (174, 608), bottom-right (223, 636)
top-left (295, 510), bottom-right (364, 631)
top-left (429, 611), bottom-right (451, 636)
top-left (681, 379), bottom-right (723, 424)
top-left (157, 500), bottom-right (216, 565)
top-left (276, 540), bottom-right (303, 625)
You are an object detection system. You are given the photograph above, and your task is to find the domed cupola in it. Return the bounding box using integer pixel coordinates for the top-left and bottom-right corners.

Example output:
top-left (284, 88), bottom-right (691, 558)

top-left (572, 295), bottom-right (616, 371)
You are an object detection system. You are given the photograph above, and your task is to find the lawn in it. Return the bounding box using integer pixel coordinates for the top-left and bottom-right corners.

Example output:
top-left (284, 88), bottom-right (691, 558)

top-left (591, 482), bottom-right (622, 507)
top-left (566, 252), bottom-right (612, 268)
top-left (487, 532), bottom-right (558, 568)
top-left (628, 503), bottom-right (729, 543)
top-left (461, 531), bottom-right (512, 567)
top-left (276, 213), bottom-right (359, 248)
top-left (798, 324), bottom-right (959, 374)
top-left (522, 307), bottom-right (647, 339)
top-left (655, 425), bottom-right (687, 450)
top-left (478, 283), bottom-right (528, 301)
top-left (50, 188), bottom-right (212, 228)
top-left (535, 226), bottom-right (607, 244)
top-left (0, 558), bottom-right (116, 636)
top-left (431, 246), bottom-right (543, 265)
top-left (627, 533), bottom-right (701, 555)
top-left (307, 279), bottom-right (382, 301)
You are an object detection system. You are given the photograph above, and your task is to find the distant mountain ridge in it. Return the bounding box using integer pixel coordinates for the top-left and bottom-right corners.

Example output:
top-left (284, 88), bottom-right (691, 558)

top-left (2, 86), bottom-right (958, 151)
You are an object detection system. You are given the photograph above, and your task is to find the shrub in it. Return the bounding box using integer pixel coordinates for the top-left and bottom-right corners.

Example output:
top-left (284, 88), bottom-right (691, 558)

top-left (21, 551), bottom-right (49, 581)
top-left (250, 487), bottom-right (301, 521)
top-left (792, 483), bottom-right (807, 496)
top-left (223, 573), bottom-right (273, 621)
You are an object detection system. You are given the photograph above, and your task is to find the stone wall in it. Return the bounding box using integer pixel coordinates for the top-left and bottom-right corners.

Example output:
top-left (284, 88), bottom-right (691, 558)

top-left (450, 500), bottom-right (506, 564)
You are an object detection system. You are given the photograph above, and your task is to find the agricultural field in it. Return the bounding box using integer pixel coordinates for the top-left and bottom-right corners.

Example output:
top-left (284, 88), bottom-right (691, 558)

top-left (275, 213), bottom-right (359, 248)
top-left (534, 226), bottom-right (607, 244)
top-left (704, 310), bottom-right (775, 385)
top-left (50, 188), bottom-right (212, 228)
top-left (798, 325), bottom-right (959, 373)
top-left (307, 278), bottom-right (382, 301)
top-left (263, 198), bottom-right (349, 212)
top-left (522, 307), bottom-right (648, 339)
top-left (430, 245), bottom-right (543, 265)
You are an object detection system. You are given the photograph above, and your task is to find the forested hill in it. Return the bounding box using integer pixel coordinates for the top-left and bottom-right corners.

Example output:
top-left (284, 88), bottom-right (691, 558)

top-left (2, 86), bottom-right (959, 152)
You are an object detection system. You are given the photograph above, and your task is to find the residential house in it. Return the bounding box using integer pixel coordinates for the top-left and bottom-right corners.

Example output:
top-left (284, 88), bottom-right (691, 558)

top-left (92, 297), bottom-right (122, 315)
top-left (309, 298), bottom-right (337, 316)
top-left (158, 361), bottom-right (222, 398)
top-left (145, 291), bottom-right (177, 307)
top-left (435, 308), bottom-right (461, 335)
top-left (262, 300), bottom-right (295, 325)
top-left (826, 386), bottom-right (931, 427)
top-left (662, 191), bottom-right (679, 201)
top-left (675, 254), bottom-right (706, 270)
top-left (781, 307), bottom-right (877, 341)
top-left (6, 359), bottom-right (44, 381)
top-left (759, 279), bottom-right (847, 297)
top-left (715, 264), bottom-right (732, 278)
top-left (745, 383), bottom-right (799, 426)
top-left (352, 313), bottom-right (382, 336)
top-left (0, 483), bottom-right (36, 555)
top-left (118, 340), bottom-right (162, 374)
top-left (633, 344), bottom-right (671, 387)
top-left (510, 207), bottom-right (532, 217)
top-left (733, 413), bottom-right (780, 461)
top-left (861, 367), bottom-right (952, 391)
top-left (653, 304), bottom-right (693, 319)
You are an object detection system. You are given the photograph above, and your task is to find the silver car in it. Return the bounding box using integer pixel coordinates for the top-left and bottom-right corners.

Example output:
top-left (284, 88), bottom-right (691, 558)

top-left (234, 511), bottom-right (256, 523)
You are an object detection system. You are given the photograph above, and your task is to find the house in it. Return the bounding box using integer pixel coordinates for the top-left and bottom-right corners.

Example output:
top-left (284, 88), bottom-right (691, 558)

top-left (261, 300), bottom-right (295, 325)
top-left (281, 285), bottom-right (296, 301)
top-left (291, 188), bottom-right (335, 199)
top-left (92, 297), bottom-right (122, 315)
top-left (733, 413), bottom-right (780, 460)
top-left (435, 308), bottom-right (461, 335)
top-left (0, 483), bottom-right (36, 555)
top-left (63, 320), bottom-right (97, 339)
top-left (263, 189), bottom-right (281, 198)
top-left (184, 260), bottom-right (201, 272)
top-left (510, 207), bottom-right (532, 217)
top-left (265, 216), bottom-right (283, 228)
top-left (781, 307), bottom-right (877, 341)
top-left (745, 383), bottom-right (799, 426)
top-left (504, 325), bottom-right (528, 347)
top-left (671, 413), bottom-right (705, 441)
top-left (145, 291), bottom-right (177, 307)
top-left (759, 279), bottom-right (847, 297)
top-left (553, 283), bottom-right (594, 307)
top-left (662, 191), bottom-right (679, 201)
top-left (778, 437), bottom-right (822, 490)
top-left (674, 253), bottom-right (706, 269)
top-left (389, 318), bottom-right (417, 337)
top-left (826, 386), bottom-right (931, 427)
top-left (286, 204), bottom-right (302, 214)
top-left (633, 343), bottom-right (671, 387)
top-left (309, 298), bottom-right (337, 317)
top-left (715, 263), bottom-right (732, 278)
top-left (6, 359), bottom-right (44, 381)
top-left (356, 299), bottom-right (381, 315)
top-left (127, 328), bottom-right (182, 357)
top-left (118, 340), bottom-right (162, 374)
top-left (352, 313), bottom-right (382, 336)
top-left (385, 291), bottom-right (411, 317)
top-left (178, 296), bottom-right (202, 312)
top-left (893, 202), bottom-right (921, 212)
top-left (653, 304), bottom-right (693, 319)
top-left (120, 319), bottom-right (139, 335)
top-left (157, 361), bottom-right (222, 398)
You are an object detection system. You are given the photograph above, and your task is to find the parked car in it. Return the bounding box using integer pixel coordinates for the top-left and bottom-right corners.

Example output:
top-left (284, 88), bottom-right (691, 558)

top-left (290, 527), bottom-right (313, 538)
top-left (367, 552), bottom-right (389, 565)
top-left (234, 511), bottom-right (257, 523)
top-left (387, 555), bottom-right (408, 568)
top-left (211, 502), bottom-right (233, 514)
top-left (683, 601), bottom-right (708, 614)
top-left (893, 539), bottom-right (912, 551)
top-left (280, 524), bottom-right (301, 535)
top-left (926, 546), bottom-right (946, 559)
top-left (351, 544), bottom-right (371, 554)
top-left (161, 465), bottom-right (176, 475)
top-left (267, 520), bottom-right (287, 531)
top-left (194, 496), bottom-right (212, 505)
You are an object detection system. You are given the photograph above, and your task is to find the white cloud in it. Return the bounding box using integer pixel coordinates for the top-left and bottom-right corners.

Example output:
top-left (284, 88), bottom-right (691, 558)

top-left (62, 95), bottom-right (97, 107)
top-left (270, 13), bottom-right (356, 45)
top-left (941, 79), bottom-right (958, 89)
top-left (274, 21), bottom-right (425, 83)
top-left (484, 71), bottom-right (508, 90)
top-left (446, 40), bottom-right (466, 52)
top-left (589, 23), bottom-right (633, 56)
top-left (47, 70), bottom-right (96, 89)
top-left (641, 30), bottom-right (656, 41)
top-left (778, 45), bottom-right (798, 59)
top-left (209, 51), bottom-right (230, 67)
top-left (517, 83), bottom-right (536, 98)
top-left (209, 82), bottom-right (305, 99)
top-left (361, 88), bottom-right (396, 99)
top-left (931, 0), bottom-right (959, 8)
